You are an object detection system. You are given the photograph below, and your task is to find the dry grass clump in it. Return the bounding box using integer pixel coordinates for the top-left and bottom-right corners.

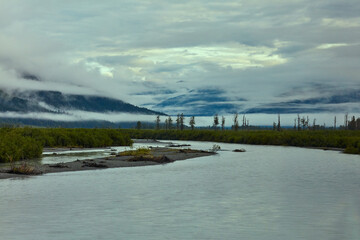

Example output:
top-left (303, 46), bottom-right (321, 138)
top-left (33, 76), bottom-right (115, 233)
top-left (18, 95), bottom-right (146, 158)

top-left (8, 162), bottom-right (41, 175)
top-left (118, 147), bottom-right (174, 163)
top-left (117, 147), bottom-right (151, 156)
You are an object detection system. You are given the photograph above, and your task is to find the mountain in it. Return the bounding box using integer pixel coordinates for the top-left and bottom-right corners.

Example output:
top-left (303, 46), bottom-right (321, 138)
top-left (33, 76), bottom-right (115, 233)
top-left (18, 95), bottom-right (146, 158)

top-left (154, 88), bottom-right (245, 116)
top-left (0, 89), bottom-right (165, 127)
top-left (245, 90), bottom-right (360, 114)
top-left (0, 90), bottom-right (164, 115)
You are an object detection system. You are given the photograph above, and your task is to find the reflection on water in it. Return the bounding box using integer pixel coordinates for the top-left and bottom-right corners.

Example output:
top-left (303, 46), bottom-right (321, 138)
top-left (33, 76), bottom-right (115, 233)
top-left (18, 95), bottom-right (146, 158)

top-left (0, 141), bottom-right (359, 240)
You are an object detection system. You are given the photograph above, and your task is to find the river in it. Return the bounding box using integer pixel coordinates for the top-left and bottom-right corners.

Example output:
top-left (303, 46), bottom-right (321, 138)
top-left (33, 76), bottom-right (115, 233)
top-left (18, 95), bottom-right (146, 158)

top-left (0, 141), bottom-right (359, 240)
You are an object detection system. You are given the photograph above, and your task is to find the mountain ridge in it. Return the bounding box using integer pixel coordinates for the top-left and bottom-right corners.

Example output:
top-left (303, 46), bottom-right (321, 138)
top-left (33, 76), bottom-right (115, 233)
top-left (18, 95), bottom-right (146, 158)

top-left (0, 90), bottom-right (165, 115)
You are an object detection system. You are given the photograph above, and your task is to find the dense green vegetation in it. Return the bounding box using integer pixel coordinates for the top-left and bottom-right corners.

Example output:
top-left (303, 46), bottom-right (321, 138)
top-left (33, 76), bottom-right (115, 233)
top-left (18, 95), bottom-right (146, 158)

top-left (0, 127), bottom-right (132, 162)
top-left (1, 126), bottom-right (359, 163)
top-left (0, 129), bottom-right (43, 163)
top-left (121, 129), bottom-right (360, 154)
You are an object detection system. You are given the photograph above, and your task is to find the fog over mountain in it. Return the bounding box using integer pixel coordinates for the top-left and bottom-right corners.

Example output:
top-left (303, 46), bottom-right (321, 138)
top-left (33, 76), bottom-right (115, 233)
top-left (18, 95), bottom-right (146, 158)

top-left (0, 87), bottom-right (164, 127)
top-left (0, 89), bottom-right (163, 115)
top-left (0, 1), bottom-right (359, 126)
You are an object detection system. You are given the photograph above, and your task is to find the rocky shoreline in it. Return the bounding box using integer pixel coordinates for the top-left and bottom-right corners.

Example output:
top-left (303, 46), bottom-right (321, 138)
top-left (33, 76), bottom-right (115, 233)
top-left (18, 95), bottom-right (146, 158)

top-left (0, 147), bottom-right (215, 180)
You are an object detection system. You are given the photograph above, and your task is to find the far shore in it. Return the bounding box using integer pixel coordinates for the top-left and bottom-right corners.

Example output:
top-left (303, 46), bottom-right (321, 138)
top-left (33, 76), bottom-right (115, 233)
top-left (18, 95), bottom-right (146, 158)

top-left (0, 146), bottom-right (215, 180)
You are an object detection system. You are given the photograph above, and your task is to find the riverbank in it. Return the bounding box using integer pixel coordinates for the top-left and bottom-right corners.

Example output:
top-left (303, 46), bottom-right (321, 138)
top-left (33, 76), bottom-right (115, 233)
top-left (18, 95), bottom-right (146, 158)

top-left (0, 147), bottom-right (215, 179)
top-left (121, 129), bottom-right (360, 154)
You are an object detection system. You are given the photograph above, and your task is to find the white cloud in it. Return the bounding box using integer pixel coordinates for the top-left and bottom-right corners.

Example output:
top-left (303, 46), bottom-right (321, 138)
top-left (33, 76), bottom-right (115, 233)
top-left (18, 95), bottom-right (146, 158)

top-left (0, 0), bottom-right (359, 119)
top-left (0, 110), bottom-right (159, 123)
top-left (316, 43), bottom-right (349, 49)
top-left (125, 43), bottom-right (287, 69)
top-left (322, 17), bottom-right (360, 28)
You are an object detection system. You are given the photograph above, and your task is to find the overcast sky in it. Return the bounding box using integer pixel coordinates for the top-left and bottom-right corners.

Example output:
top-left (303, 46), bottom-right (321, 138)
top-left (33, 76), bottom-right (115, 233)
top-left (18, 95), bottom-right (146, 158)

top-left (0, 0), bottom-right (359, 117)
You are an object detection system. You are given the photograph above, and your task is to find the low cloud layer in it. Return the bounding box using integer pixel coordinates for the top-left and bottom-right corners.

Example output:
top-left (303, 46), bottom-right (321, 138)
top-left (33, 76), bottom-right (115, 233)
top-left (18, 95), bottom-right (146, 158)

top-left (0, 111), bottom-right (355, 127)
top-left (0, 0), bottom-right (359, 118)
top-left (0, 110), bottom-right (159, 123)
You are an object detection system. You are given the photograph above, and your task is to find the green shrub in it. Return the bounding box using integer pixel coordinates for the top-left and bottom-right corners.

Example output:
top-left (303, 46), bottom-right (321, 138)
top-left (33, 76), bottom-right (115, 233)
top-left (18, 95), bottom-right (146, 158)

top-left (9, 162), bottom-right (40, 175)
top-left (0, 127), bottom-right (133, 162)
top-left (0, 131), bottom-right (43, 162)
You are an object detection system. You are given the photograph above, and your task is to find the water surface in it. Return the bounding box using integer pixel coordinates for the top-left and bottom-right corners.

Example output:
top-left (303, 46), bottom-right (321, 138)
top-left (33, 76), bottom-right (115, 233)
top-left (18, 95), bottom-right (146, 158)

top-left (0, 141), bottom-right (359, 240)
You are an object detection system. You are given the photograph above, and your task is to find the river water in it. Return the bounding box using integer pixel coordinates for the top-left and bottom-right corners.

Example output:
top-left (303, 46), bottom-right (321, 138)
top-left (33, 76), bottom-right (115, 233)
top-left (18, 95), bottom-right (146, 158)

top-left (0, 141), bottom-right (359, 240)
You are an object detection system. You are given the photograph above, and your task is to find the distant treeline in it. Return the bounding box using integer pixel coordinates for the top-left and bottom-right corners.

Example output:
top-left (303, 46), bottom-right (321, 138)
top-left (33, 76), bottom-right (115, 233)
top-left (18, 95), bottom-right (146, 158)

top-left (141, 114), bottom-right (360, 131)
top-left (0, 127), bottom-right (132, 162)
top-left (122, 129), bottom-right (360, 154)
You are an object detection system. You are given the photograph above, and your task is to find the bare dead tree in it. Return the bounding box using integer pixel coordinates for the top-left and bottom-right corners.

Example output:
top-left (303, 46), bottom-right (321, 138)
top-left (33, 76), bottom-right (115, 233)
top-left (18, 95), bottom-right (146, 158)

top-left (213, 114), bottom-right (219, 130)
top-left (277, 114), bottom-right (281, 131)
top-left (168, 116), bottom-right (173, 129)
top-left (136, 121), bottom-right (142, 130)
top-left (306, 116), bottom-right (309, 130)
top-left (164, 118), bottom-right (169, 130)
top-left (233, 113), bottom-right (239, 131)
top-left (345, 113), bottom-right (348, 129)
top-left (189, 116), bottom-right (195, 130)
top-left (155, 115), bottom-right (160, 130)
top-left (180, 113), bottom-right (184, 130)
top-left (176, 114), bottom-right (180, 130)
